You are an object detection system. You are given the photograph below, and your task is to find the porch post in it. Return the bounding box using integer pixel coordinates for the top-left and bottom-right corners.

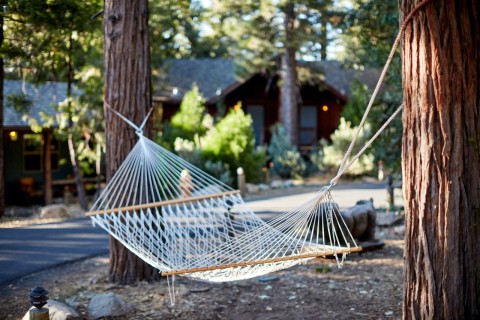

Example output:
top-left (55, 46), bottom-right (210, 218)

top-left (43, 130), bottom-right (52, 205)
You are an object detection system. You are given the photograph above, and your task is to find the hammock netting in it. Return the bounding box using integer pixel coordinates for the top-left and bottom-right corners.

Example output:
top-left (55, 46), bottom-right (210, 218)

top-left (87, 134), bottom-right (359, 282)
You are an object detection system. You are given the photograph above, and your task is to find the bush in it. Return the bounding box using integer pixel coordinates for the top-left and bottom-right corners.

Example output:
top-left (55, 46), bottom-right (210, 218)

top-left (268, 124), bottom-right (306, 179)
top-left (169, 84), bottom-right (207, 142)
top-left (317, 118), bottom-right (374, 177)
top-left (202, 107), bottom-right (267, 184)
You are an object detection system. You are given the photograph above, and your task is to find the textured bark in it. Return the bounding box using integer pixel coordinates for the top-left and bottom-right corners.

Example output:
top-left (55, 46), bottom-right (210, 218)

top-left (43, 130), bottom-right (52, 205)
top-left (104, 0), bottom-right (158, 284)
top-left (0, 3), bottom-right (4, 218)
top-left (400, 0), bottom-right (480, 319)
top-left (280, 3), bottom-right (299, 146)
top-left (66, 34), bottom-right (88, 210)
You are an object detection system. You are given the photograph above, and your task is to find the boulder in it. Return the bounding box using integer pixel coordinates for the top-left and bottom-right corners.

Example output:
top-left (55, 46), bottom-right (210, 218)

top-left (246, 183), bottom-right (260, 194)
top-left (23, 300), bottom-right (80, 320)
top-left (283, 180), bottom-right (293, 188)
top-left (342, 199), bottom-right (377, 241)
top-left (88, 292), bottom-right (133, 319)
top-left (270, 180), bottom-right (283, 189)
top-left (258, 183), bottom-right (270, 191)
top-left (40, 204), bottom-right (69, 219)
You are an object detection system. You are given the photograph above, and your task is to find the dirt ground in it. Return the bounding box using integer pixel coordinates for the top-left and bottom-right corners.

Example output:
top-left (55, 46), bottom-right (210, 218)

top-left (0, 226), bottom-right (404, 320)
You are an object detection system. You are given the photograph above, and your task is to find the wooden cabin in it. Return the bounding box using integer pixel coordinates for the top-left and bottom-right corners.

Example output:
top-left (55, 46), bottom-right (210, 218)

top-left (153, 59), bottom-right (376, 150)
top-left (3, 80), bottom-right (74, 205)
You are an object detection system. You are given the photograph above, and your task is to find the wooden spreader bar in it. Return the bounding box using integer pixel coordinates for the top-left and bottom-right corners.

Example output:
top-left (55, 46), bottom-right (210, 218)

top-left (86, 190), bottom-right (241, 217)
top-left (161, 246), bottom-right (363, 277)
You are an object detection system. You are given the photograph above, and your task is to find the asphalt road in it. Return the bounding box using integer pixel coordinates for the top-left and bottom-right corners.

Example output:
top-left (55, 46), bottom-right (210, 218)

top-left (0, 218), bottom-right (109, 286)
top-left (0, 182), bottom-right (397, 287)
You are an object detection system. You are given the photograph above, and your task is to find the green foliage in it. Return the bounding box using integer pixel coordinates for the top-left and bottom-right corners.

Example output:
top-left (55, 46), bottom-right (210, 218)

top-left (268, 124), bottom-right (306, 179)
top-left (340, 0), bottom-right (403, 175)
top-left (5, 93), bottom-right (33, 113)
top-left (342, 78), bottom-right (370, 127)
top-left (217, 0), bottom-right (341, 77)
top-left (202, 107), bottom-right (267, 184)
top-left (170, 84), bottom-right (207, 141)
top-left (3, 0), bottom-right (105, 177)
top-left (160, 96), bottom-right (267, 186)
top-left (318, 118), bottom-right (374, 177)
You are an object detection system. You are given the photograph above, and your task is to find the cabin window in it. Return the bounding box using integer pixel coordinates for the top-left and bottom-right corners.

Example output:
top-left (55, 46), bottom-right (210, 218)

top-left (23, 133), bottom-right (60, 172)
top-left (247, 105), bottom-right (265, 145)
top-left (300, 106), bottom-right (317, 145)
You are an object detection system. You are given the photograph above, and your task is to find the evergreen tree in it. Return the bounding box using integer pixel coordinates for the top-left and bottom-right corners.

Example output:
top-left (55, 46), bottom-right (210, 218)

top-left (3, 0), bottom-right (104, 208)
top-left (340, 0), bottom-right (403, 174)
top-left (217, 0), bottom-right (339, 145)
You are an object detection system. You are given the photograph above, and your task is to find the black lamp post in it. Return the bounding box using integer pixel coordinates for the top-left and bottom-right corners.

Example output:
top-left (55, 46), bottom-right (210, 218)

top-left (28, 287), bottom-right (50, 320)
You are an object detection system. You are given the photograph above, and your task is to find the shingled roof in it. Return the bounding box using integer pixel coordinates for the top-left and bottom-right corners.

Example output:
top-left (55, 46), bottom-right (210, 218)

top-left (308, 60), bottom-right (380, 98)
top-left (3, 80), bottom-right (69, 128)
top-left (155, 58), bottom-right (237, 102)
top-left (155, 58), bottom-right (379, 102)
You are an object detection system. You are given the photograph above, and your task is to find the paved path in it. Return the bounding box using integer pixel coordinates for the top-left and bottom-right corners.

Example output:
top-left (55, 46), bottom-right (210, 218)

top-left (0, 182), bottom-right (399, 286)
top-left (0, 218), bottom-right (109, 286)
top-left (248, 182), bottom-right (402, 219)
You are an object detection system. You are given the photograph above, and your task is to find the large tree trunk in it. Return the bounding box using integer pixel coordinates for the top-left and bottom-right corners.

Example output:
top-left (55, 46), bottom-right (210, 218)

top-left (66, 34), bottom-right (88, 210)
top-left (0, 3), bottom-right (4, 218)
top-left (280, 3), bottom-right (299, 146)
top-left (104, 0), bottom-right (158, 284)
top-left (400, 0), bottom-right (480, 319)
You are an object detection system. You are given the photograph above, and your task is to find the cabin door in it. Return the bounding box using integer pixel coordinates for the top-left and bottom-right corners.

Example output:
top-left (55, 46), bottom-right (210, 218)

top-left (247, 104), bottom-right (265, 145)
top-left (300, 105), bottom-right (317, 145)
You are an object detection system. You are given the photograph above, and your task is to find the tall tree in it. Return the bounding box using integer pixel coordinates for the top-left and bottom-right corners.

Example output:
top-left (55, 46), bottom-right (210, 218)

top-left (3, 0), bottom-right (103, 209)
top-left (104, 0), bottom-right (158, 284)
top-left (340, 0), bottom-right (403, 175)
top-left (0, 0), bottom-right (5, 218)
top-left (218, 0), bottom-right (338, 145)
top-left (400, 0), bottom-right (480, 318)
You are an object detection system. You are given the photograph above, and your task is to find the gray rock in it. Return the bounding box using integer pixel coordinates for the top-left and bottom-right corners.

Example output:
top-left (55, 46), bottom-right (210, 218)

top-left (23, 300), bottom-right (80, 320)
top-left (270, 180), bottom-right (283, 189)
top-left (258, 183), bottom-right (270, 191)
top-left (342, 199), bottom-right (377, 241)
top-left (40, 204), bottom-right (69, 219)
top-left (283, 180), bottom-right (293, 188)
top-left (246, 183), bottom-right (260, 193)
top-left (88, 292), bottom-right (133, 319)
top-left (376, 212), bottom-right (404, 227)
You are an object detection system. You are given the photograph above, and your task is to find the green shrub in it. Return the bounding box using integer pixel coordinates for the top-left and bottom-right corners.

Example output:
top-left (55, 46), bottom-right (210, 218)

top-left (202, 107), bottom-right (266, 184)
top-left (268, 124), bottom-right (306, 179)
top-left (169, 84), bottom-right (207, 141)
top-left (318, 118), bottom-right (374, 176)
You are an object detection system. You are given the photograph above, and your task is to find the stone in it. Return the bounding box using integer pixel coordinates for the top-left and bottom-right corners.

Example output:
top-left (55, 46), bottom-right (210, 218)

top-left (376, 212), bottom-right (404, 227)
top-left (40, 204), bottom-right (69, 219)
top-left (258, 183), bottom-right (270, 191)
top-left (246, 183), bottom-right (260, 194)
top-left (342, 199), bottom-right (377, 241)
top-left (283, 180), bottom-right (293, 188)
top-left (270, 180), bottom-right (283, 189)
top-left (22, 300), bottom-right (80, 320)
top-left (88, 293), bottom-right (133, 319)
top-left (393, 225), bottom-right (405, 237)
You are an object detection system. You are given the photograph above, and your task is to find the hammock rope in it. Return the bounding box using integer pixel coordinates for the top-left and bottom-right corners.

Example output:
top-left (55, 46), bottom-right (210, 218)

top-left (88, 0), bottom-right (432, 286)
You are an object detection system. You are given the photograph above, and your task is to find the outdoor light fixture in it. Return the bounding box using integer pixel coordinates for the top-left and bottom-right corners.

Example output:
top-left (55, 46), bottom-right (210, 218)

top-left (322, 105), bottom-right (329, 112)
top-left (9, 131), bottom-right (18, 141)
top-left (172, 87), bottom-right (178, 95)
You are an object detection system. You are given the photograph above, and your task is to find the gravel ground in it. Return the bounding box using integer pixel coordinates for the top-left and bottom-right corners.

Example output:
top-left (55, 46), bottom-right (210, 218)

top-left (0, 228), bottom-right (404, 320)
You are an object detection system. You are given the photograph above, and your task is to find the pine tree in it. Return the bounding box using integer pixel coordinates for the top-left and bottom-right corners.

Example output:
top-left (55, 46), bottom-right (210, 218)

top-left (216, 0), bottom-right (338, 145)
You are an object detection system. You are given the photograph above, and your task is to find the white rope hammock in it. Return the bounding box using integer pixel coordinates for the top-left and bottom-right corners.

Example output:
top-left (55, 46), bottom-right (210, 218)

top-left (87, 0), bottom-right (430, 287)
top-left (88, 121), bottom-right (361, 282)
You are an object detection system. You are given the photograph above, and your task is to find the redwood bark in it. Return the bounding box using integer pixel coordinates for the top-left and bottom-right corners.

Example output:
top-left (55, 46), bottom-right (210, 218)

top-left (0, 3), bottom-right (4, 218)
top-left (104, 0), bottom-right (158, 284)
top-left (280, 3), bottom-right (299, 146)
top-left (43, 130), bottom-right (52, 205)
top-left (400, 0), bottom-right (480, 319)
